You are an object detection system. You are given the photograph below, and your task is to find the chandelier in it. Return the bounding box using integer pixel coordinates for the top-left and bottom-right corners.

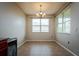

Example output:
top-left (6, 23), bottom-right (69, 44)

top-left (36, 5), bottom-right (46, 18)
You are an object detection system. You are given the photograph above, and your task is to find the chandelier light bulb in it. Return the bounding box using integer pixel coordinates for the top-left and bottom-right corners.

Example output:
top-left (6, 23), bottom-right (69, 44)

top-left (40, 12), bottom-right (43, 15)
top-left (36, 4), bottom-right (46, 17)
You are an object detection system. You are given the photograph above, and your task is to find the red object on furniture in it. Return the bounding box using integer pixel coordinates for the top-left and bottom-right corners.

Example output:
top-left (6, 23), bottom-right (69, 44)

top-left (0, 39), bottom-right (8, 56)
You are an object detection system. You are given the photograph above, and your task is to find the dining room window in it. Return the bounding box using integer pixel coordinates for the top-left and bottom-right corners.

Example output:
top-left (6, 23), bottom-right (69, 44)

top-left (57, 6), bottom-right (71, 33)
top-left (32, 19), bottom-right (49, 32)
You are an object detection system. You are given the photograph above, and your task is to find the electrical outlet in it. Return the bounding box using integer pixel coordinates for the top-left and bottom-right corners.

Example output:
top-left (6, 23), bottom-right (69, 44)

top-left (68, 41), bottom-right (70, 44)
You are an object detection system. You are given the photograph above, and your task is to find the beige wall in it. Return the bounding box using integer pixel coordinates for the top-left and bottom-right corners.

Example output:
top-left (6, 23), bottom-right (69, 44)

top-left (55, 2), bottom-right (79, 55)
top-left (26, 16), bottom-right (55, 41)
top-left (0, 3), bottom-right (27, 47)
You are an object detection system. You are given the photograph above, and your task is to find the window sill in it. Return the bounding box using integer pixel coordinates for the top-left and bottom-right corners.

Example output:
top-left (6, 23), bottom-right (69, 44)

top-left (57, 32), bottom-right (71, 35)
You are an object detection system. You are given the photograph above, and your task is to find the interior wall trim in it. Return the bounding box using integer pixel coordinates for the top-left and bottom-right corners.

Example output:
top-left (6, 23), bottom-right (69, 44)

top-left (17, 40), bottom-right (56, 48)
top-left (55, 2), bottom-right (72, 17)
top-left (17, 40), bottom-right (27, 48)
top-left (25, 40), bottom-right (56, 42)
top-left (56, 41), bottom-right (77, 56)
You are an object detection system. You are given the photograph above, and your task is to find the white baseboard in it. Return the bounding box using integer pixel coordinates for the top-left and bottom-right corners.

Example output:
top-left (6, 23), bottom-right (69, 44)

top-left (17, 40), bottom-right (26, 48)
top-left (56, 41), bottom-right (77, 56)
top-left (17, 40), bottom-right (55, 48)
top-left (25, 40), bottom-right (56, 42)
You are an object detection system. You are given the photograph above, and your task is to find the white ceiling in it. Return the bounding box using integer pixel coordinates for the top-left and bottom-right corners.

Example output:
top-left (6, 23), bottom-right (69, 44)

top-left (17, 2), bottom-right (65, 15)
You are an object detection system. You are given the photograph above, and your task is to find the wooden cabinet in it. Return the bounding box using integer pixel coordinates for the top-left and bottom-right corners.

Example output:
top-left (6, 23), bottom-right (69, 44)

top-left (0, 39), bottom-right (8, 56)
top-left (0, 38), bottom-right (17, 56)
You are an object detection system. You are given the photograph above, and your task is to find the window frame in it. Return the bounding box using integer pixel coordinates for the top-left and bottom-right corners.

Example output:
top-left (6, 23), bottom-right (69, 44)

top-left (57, 6), bottom-right (71, 34)
top-left (32, 18), bottom-right (49, 32)
top-left (57, 13), bottom-right (63, 33)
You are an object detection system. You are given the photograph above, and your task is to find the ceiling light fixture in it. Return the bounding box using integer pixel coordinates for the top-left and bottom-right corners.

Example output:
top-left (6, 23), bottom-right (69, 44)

top-left (36, 5), bottom-right (46, 18)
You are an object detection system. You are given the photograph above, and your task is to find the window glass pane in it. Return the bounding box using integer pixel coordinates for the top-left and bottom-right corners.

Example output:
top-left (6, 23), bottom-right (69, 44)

top-left (41, 26), bottom-right (49, 32)
top-left (64, 18), bottom-right (70, 22)
top-left (32, 19), bottom-right (40, 25)
top-left (57, 7), bottom-right (71, 33)
top-left (63, 8), bottom-right (71, 33)
top-left (58, 24), bottom-right (62, 32)
top-left (63, 8), bottom-right (70, 22)
top-left (41, 19), bottom-right (49, 25)
top-left (32, 19), bottom-right (49, 32)
top-left (32, 26), bottom-right (40, 32)
top-left (63, 21), bottom-right (70, 33)
top-left (58, 14), bottom-right (63, 23)
top-left (66, 21), bottom-right (70, 33)
top-left (63, 23), bottom-right (66, 32)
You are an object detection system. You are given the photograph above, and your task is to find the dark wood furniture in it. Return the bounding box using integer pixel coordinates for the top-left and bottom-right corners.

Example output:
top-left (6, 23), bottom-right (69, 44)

top-left (0, 39), bottom-right (8, 56)
top-left (0, 38), bottom-right (17, 56)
